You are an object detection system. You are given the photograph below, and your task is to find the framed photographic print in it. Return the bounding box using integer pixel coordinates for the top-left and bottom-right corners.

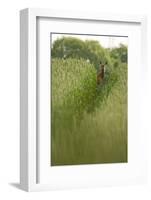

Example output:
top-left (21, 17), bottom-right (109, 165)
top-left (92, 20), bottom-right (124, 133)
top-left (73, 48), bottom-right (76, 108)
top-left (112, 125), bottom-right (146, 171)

top-left (20, 8), bottom-right (147, 191)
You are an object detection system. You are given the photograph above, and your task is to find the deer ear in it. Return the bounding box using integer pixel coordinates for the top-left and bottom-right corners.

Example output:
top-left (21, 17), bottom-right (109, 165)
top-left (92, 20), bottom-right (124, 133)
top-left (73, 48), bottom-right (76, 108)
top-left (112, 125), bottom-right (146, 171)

top-left (100, 61), bottom-right (102, 64)
top-left (105, 61), bottom-right (108, 65)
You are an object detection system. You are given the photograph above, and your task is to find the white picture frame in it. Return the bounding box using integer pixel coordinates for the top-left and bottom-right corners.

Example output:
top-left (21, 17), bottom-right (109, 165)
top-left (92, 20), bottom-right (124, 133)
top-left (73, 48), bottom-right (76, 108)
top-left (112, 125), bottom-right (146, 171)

top-left (20, 8), bottom-right (147, 192)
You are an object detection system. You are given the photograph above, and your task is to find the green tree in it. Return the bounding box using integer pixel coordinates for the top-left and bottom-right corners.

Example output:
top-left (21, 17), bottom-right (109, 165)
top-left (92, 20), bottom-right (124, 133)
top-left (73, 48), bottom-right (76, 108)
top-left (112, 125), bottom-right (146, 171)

top-left (109, 44), bottom-right (127, 64)
top-left (51, 36), bottom-right (111, 70)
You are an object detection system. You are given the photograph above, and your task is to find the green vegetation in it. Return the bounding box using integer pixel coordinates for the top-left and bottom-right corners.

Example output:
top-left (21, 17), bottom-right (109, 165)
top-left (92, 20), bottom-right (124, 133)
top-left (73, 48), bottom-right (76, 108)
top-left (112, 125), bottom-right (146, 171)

top-left (51, 36), bottom-right (127, 166)
top-left (52, 36), bottom-right (111, 70)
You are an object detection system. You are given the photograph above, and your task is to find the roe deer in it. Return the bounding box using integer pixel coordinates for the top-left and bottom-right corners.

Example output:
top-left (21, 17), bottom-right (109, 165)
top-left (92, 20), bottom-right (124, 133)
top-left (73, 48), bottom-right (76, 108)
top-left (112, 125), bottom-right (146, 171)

top-left (97, 62), bottom-right (107, 85)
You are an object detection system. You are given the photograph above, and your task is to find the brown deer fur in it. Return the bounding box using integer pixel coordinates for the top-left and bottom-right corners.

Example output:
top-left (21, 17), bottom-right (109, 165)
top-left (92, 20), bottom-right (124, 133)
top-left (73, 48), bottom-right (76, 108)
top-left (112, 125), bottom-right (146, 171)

top-left (97, 63), bottom-right (105, 85)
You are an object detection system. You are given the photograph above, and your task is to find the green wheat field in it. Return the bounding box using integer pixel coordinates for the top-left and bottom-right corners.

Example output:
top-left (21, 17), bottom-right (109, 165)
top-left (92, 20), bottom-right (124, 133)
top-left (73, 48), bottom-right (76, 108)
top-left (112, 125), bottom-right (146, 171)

top-left (51, 35), bottom-right (128, 166)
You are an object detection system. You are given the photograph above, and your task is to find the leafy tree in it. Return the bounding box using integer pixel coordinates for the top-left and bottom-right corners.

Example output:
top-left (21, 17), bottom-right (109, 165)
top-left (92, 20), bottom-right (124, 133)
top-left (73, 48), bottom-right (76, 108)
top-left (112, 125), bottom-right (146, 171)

top-left (51, 36), bottom-right (111, 70)
top-left (109, 44), bottom-right (127, 64)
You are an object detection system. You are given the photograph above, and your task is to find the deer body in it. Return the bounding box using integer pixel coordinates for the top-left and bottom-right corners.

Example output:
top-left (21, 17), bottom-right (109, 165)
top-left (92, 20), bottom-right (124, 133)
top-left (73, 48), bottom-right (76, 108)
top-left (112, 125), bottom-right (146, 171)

top-left (97, 63), bottom-right (105, 85)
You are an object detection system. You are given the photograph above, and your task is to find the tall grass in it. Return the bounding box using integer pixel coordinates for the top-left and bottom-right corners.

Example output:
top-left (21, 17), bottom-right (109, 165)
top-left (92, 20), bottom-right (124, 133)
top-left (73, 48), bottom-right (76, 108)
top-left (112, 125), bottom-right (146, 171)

top-left (51, 58), bottom-right (127, 165)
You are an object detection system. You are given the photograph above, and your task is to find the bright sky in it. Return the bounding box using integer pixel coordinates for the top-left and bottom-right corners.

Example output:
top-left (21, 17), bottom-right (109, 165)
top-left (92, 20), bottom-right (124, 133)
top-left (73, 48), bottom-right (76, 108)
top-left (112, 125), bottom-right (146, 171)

top-left (51, 33), bottom-right (128, 49)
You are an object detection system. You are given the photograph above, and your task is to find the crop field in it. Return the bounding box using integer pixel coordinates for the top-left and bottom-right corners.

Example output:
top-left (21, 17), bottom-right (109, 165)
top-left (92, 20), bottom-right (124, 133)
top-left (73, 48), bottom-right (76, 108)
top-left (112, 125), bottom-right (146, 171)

top-left (51, 35), bottom-right (128, 166)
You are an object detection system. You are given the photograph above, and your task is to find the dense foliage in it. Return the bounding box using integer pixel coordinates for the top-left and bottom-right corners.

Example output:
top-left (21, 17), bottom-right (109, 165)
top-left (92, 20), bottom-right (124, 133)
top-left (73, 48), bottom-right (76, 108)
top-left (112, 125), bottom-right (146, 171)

top-left (51, 36), bottom-right (112, 70)
top-left (52, 57), bottom-right (119, 123)
top-left (52, 58), bottom-right (97, 121)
